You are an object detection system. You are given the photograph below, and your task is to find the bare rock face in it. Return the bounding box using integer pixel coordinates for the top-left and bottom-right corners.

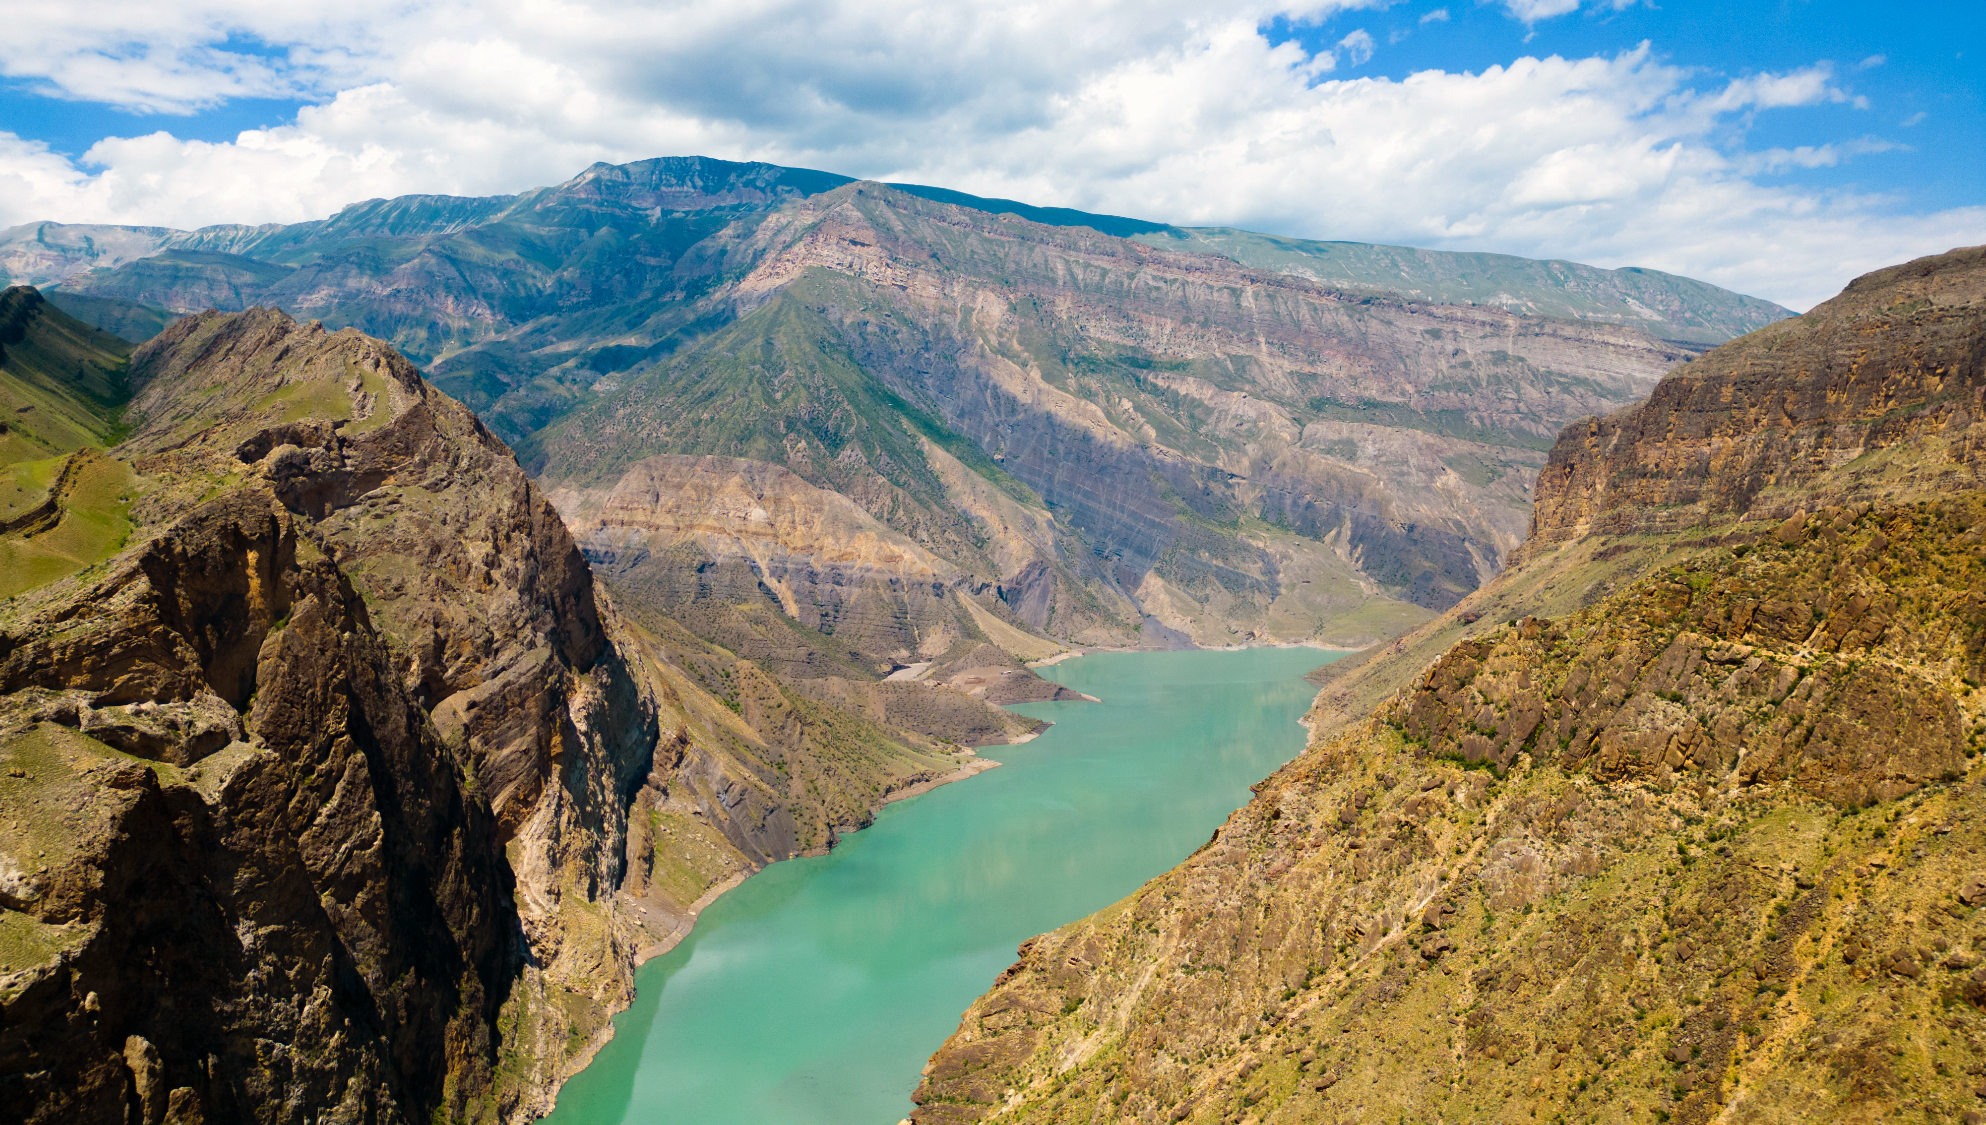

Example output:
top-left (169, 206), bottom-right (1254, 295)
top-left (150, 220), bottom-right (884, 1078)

top-left (912, 248), bottom-right (1986, 1125)
top-left (0, 308), bottom-right (661, 1123)
top-left (1519, 245), bottom-right (1986, 562)
top-left (1, 490), bottom-right (514, 1124)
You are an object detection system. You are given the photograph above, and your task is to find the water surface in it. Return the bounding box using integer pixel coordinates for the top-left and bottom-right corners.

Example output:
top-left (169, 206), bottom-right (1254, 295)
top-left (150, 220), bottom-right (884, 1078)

top-left (544, 646), bottom-right (1336, 1125)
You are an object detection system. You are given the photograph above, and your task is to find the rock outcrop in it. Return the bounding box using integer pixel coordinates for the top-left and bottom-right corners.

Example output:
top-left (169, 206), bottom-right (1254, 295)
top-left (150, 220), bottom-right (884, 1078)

top-left (911, 248), bottom-right (1986, 1125)
top-left (0, 301), bottom-right (1000, 1123)
top-left (1518, 245), bottom-right (1986, 562)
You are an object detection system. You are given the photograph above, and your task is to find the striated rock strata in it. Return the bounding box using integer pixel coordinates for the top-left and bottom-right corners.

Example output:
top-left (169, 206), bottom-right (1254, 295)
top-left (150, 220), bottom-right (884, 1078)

top-left (912, 248), bottom-right (1986, 1125)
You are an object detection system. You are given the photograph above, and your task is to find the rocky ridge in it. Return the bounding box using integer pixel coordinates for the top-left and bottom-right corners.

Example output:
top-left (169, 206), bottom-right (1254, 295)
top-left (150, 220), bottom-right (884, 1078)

top-left (911, 248), bottom-right (1986, 1125)
top-left (0, 298), bottom-right (1004, 1123)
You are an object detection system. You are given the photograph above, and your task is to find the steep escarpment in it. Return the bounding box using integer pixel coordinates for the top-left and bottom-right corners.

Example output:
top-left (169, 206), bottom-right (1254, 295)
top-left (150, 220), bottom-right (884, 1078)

top-left (1519, 245), bottom-right (1986, 562)
top-left (1, 304), bottom-right (658, 1123)
top-left (1, 491), bottom-right (517, 1124)
top-left (912, 249), bottom-right (1986, 1125)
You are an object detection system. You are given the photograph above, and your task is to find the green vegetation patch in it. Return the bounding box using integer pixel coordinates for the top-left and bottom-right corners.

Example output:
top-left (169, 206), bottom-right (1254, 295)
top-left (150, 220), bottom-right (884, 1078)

top-left (0, 288), bottom-right (133, 468)
top-left (0, 453), bottom-right (137, 599)
top-left (646, 810), bottom-right (748, 908)
top-left (0, 909), bottom-right (88, 989)
top-left (0, 455), bottom-right (64, 523)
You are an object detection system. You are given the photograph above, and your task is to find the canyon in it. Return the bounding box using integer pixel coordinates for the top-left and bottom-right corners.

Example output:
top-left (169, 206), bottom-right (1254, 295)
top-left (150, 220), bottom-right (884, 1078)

top-left (911, 245), bottom-right (1986, 1125)
top-left (6, 154), bottom-right (1886, 1125)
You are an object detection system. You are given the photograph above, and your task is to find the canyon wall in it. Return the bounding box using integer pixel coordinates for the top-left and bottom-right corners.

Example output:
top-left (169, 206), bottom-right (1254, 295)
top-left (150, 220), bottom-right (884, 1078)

top-left (913, 247), bottom-right (1986, 1125)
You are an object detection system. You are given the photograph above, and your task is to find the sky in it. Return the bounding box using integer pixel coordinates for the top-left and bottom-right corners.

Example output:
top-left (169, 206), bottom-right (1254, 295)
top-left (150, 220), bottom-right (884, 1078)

top-left (0, 0), bottom-right (1979, 310)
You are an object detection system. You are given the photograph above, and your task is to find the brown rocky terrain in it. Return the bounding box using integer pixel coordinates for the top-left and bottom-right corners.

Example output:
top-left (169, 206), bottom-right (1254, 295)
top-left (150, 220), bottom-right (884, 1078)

top-left (0, 298), bottom-right (1007, 1123)
top-left (910, 249), bottom-right (1986, 1125)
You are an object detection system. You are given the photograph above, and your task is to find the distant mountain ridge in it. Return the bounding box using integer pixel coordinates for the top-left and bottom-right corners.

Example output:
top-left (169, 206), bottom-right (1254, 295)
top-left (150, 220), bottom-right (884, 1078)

top-left (1, 156), bottom-right (1789, 348)
top-left (0, 156), bottom-right (1786, 656)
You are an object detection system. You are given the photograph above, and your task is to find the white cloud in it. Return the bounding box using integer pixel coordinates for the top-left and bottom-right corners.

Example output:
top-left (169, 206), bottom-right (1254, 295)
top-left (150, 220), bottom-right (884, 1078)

top-left (1420, 8), bottom-right (1450, 23)
top-left (1337, 29), bottom-right (1376, 67)
top-left (0, 2), bottom-right (1976, 311)
top-left (1502, 0), bottom-right (1582, 23)
top-left (1736, 137), bottom-right (1902, 175)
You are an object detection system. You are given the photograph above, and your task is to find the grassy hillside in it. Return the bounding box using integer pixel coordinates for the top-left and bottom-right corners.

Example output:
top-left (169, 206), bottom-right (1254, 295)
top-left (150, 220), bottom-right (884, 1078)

top-left (0, 287), bottom-right (137, 597)
top-left (0, 287), bottom-right (131, 465)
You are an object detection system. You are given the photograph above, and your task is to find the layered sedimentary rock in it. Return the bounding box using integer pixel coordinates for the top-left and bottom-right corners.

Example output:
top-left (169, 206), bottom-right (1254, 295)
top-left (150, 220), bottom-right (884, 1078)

top-left (913, 248), bottom-right (1986, 1125)
top-left (1519, 245), bottom-right (1986, 561)
top-left (535, 179), bottom-right (1704, 643)
top-left (13, 158), bottom-right (1785, 648)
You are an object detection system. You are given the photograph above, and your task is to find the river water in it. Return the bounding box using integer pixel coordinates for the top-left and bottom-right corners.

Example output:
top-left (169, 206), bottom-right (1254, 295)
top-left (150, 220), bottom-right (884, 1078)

top-left (542, 646), bottom-right (1338, 1125)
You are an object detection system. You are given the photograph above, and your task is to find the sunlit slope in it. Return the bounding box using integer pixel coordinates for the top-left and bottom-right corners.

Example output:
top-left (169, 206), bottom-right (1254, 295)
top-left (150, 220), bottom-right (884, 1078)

top-left (0, 287), bottom-right (130, 466)
top-left (912, 246), bottom-right (1986, 1125)
top-left (0, 287), bottom-right (137, 597)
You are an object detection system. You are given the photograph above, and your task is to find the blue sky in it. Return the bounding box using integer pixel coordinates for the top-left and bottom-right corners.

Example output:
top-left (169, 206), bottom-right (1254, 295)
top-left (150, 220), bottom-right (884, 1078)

top-left (1274, 0), bottom-right (1982, 214)
top-left (0, 0), bottom-right (1979, 308)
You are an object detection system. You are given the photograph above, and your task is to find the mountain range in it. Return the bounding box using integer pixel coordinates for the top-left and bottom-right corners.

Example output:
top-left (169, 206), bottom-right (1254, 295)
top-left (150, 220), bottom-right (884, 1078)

top-left (2, 157), bottom-right (1788, 661)
top-left (0, 156), bottom-right (1871, 1125)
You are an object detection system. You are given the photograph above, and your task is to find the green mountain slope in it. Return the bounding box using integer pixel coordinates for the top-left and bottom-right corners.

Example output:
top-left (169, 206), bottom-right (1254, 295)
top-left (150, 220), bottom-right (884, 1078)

top-left (0, 287), bottom-right (130, 465)
top-left (0, 287), bottom-right (137, 597)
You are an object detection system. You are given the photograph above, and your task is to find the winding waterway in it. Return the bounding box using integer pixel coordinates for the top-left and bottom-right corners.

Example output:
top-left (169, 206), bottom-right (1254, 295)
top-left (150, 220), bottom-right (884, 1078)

top-left (543, 646), bottom-right (1339, 1125)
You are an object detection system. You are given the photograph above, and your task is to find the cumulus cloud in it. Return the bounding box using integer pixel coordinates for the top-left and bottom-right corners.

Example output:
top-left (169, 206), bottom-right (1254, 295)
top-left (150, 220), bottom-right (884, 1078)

top-left (0, 1), bottom-right (1974, 310)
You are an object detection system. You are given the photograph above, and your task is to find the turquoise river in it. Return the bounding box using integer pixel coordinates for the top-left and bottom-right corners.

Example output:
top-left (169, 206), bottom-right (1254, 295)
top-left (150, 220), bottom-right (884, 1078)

top-left (543, 646), bottom-right (1341, 1125)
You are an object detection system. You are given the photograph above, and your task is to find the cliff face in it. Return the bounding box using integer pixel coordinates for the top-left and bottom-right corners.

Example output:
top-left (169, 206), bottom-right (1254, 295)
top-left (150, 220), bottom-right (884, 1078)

top-left (912, 249), bottom-right (1986, 1125)
top-left (1, 491), bottom-right (516, 1123)
top-left (1, 304), bottom-right (658, 1123)
top-left (0, 297), bottom-right (1017, 1122)
top-left (1519, 245), bottom-right (1986, 562)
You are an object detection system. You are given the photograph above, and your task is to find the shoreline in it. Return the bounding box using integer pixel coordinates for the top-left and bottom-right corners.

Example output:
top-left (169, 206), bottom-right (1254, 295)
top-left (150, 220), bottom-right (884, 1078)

top-left (625, 753), bottom-right (1006, 969)
top-left (549, 748), bottom-right (1016, 1109)
top-left (881, 755), bottom-right (1002, 807)
top-left (1028, 638), bottom-right (1369, 668)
